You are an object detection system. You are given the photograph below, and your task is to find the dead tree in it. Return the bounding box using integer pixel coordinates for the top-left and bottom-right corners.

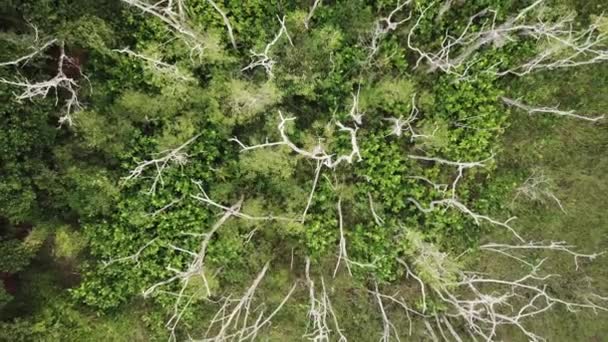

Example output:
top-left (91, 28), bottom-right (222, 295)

top-left (365, 0), bottom-right (412, 62)
top-left (394, 232), bottom-right (608, 342)
top-left (408, 0), bottom-right (608, 78)
top-left (511, 169), bottom-right (566, 213)
top-left (304, 258), bottom-right (347, 342)
top-left (304, 0), bottom-right (323, 30)
top-left (502, 97), bottom-right (605, 122)
top-left (242, 15), bottom-right (293, 78)
top-left (113, 47), bottom-right (194, 82)
top-left (0, 40), bottom-right (86, 126)
top-left (121, 0), bottom-right (238, 57)
top-left (123, 133), bottom-right (202, 194)
top-left (195, 263), bottom-right (297, 342)
top-left (384, 94), bottom-right (430, 141)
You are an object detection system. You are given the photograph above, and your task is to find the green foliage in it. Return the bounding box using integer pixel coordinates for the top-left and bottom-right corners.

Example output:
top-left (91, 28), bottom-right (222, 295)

top-left (1, 0), bottom-right (607, 340)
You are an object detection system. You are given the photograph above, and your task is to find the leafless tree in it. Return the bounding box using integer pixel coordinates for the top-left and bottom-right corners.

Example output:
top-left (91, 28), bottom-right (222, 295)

top-left (384, 94), bottom-right (430, 141)
top-left (408, 0), bottom-right (608, 78)
top-left (242, 15), bottom-right (293, 78)
top-left (123, 133), bottom-right (202, 194)
top-left (0, 40), bottom-right (86, 126)
top-left (502, 97), bottom-right (604, 122)
top-left (113, 47), bottom-right (194, 82)
top-left (194, 263), bottom-right (297, 342)
top-left (304, 0), bottom-right (323, 30)
top-left (392, 232), bottom-right (608, 342)
top-left (511, 169), bottom-right (566, 212)
top-left (365, 0), bottom-right (412, 62)
top-left (304, 258), bottom-right (347, 342)
top-left (230, 110), bottom-right (361, 169)
top-left (206, 0), bottom-right (237, 50)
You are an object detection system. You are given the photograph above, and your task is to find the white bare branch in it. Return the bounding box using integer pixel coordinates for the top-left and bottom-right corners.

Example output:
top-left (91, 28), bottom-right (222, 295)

top-left (102, 238), bottom-right (159, 268)
top-left (370, 282), bottom-right (402, 342)
top-left (481, 241), bottom-right (605, 271)
top-left (408, 197), bottom-right (524, 242)
top-left (191, 180), bottom-right (297, 222)
top-left (366, 0), bottom-right (412, 61)
top-left (207, 0), bottom-right (237, 50)
top-left (121, 0), bottom-right (204, 56)
top-left (304, 0), bottom-right (323, 30)
top-left (384, 94), bottom-right (430, 141)
top-left (113, 47), bottom-right (194, 81)
top-left (333, 198), bottom-right (352, 278)
top-left (304, 258), bottom-right (347, 342)
top-left (230, 111), bottom-right (361, 169)
top-left (397, 240), bottom-right (608, 342)
top-left (242, 15), bottom-right (293, 78)
top-left (197, 262), bottom-right (297, 342)
top-left (511, 169), bottom-right (566, 213)
top-left (408, 153), bottom-right (494, 198)
top-left (0, 38), bottom-right (57, 67)
top-left (123, 133), bottom-right (202, 194)
top-left (502, 97), bottom-right (604, 122)
top-left (301, 160), bottom-right (323, 223)
top-left (367, 192), bottom-right (385, 226)
top-left (0, 41), bottom-right (85, 126)
top-left (408, 0), bottom-right (608, 78)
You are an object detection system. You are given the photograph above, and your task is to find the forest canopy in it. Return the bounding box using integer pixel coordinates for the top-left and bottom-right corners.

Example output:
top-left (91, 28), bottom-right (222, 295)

top-left (1, 0), bottom-right (607, 341)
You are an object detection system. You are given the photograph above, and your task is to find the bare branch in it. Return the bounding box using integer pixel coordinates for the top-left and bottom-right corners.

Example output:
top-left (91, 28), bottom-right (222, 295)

top-left (113, 47), bottom-right (194, 81)
top-left (366, 0), bottom-right (413, 61)
top-left (481, 241), bottom-right (605, 270)
top-left (197, 262), bottom-right (297, 342)
top-left (0, 41), bottom-right (85, 126)
top-left (304, 258), bottom-right (347, 342)
top-left (242, 15), bottom-right (293, 78)
top-left (304, 0), bottom-right (323, 30)
top-left (384, 94), bottom-right (430, 141)
top-left (207, 0), bottom-right (237, 50)
top-left (511, 169), bottom-right (566, 213)
top-left (333, 198), bottom-right (352, 277)
top-left (123, 133), bottom-right (202, 194)
top-left (502, 96), bottom-right (604, 122)
top-left (230, 111), bottom-right (361, 169)
top-left (191, 180), bottom-right (297, 222)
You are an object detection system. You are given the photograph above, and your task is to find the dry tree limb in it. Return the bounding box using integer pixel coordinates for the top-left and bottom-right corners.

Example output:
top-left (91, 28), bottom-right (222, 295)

top-left (0, 40), bottom-right (86, 126)
top-left (304, 0), bottom-right (323, 30)
top-left (366, 0), bottom-right (413, 61)
top-left (396, 244), bottom-right (608, 342)
top-left (198, 262), bottom-right (298, 342)
top-left (0, 38), bottom-right (57, 67)
top-left (502, 97), bottom-right (604, 122)
top-left (408, 153), bottom-right (494, 198)
top-left (113, 47), bottom-right (194, 81)
top-left (121, 0), bottom-right (202, 55)
top-left (143, 198), bottom-right (244, 299)
top-left (384, 94), bottom-right (430, 141)
top-left (369, 282), bottom-right (402, 342)
top-left (242, 15), bottom-right (293, 78)
top-left (123, 133), bottom-right (202, 194)
top-left (367, 192), bottom-right (385, 226)
top-left (511, 169), bottom-right (566, 213)
top-left (333, 198), bottom-right (352, 277)
top-left (230, 111), bottom-right (361, 169)
top-left (407, 197), bottom-right (523, 242)
top-left (408, 0), bottom-right (608, 78)
top-left (304, 258), bottom-right (347, 342)
top-left (191, 180), bottom-right (297, 222)
top-left (301, 160), bottom-right (323, 223)
top-left (102, 238), bottom-right (159, 268)
top-left (207, 0), bottom-right (237, 50)
top-left (481, 241), bottom-right (606, 270)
